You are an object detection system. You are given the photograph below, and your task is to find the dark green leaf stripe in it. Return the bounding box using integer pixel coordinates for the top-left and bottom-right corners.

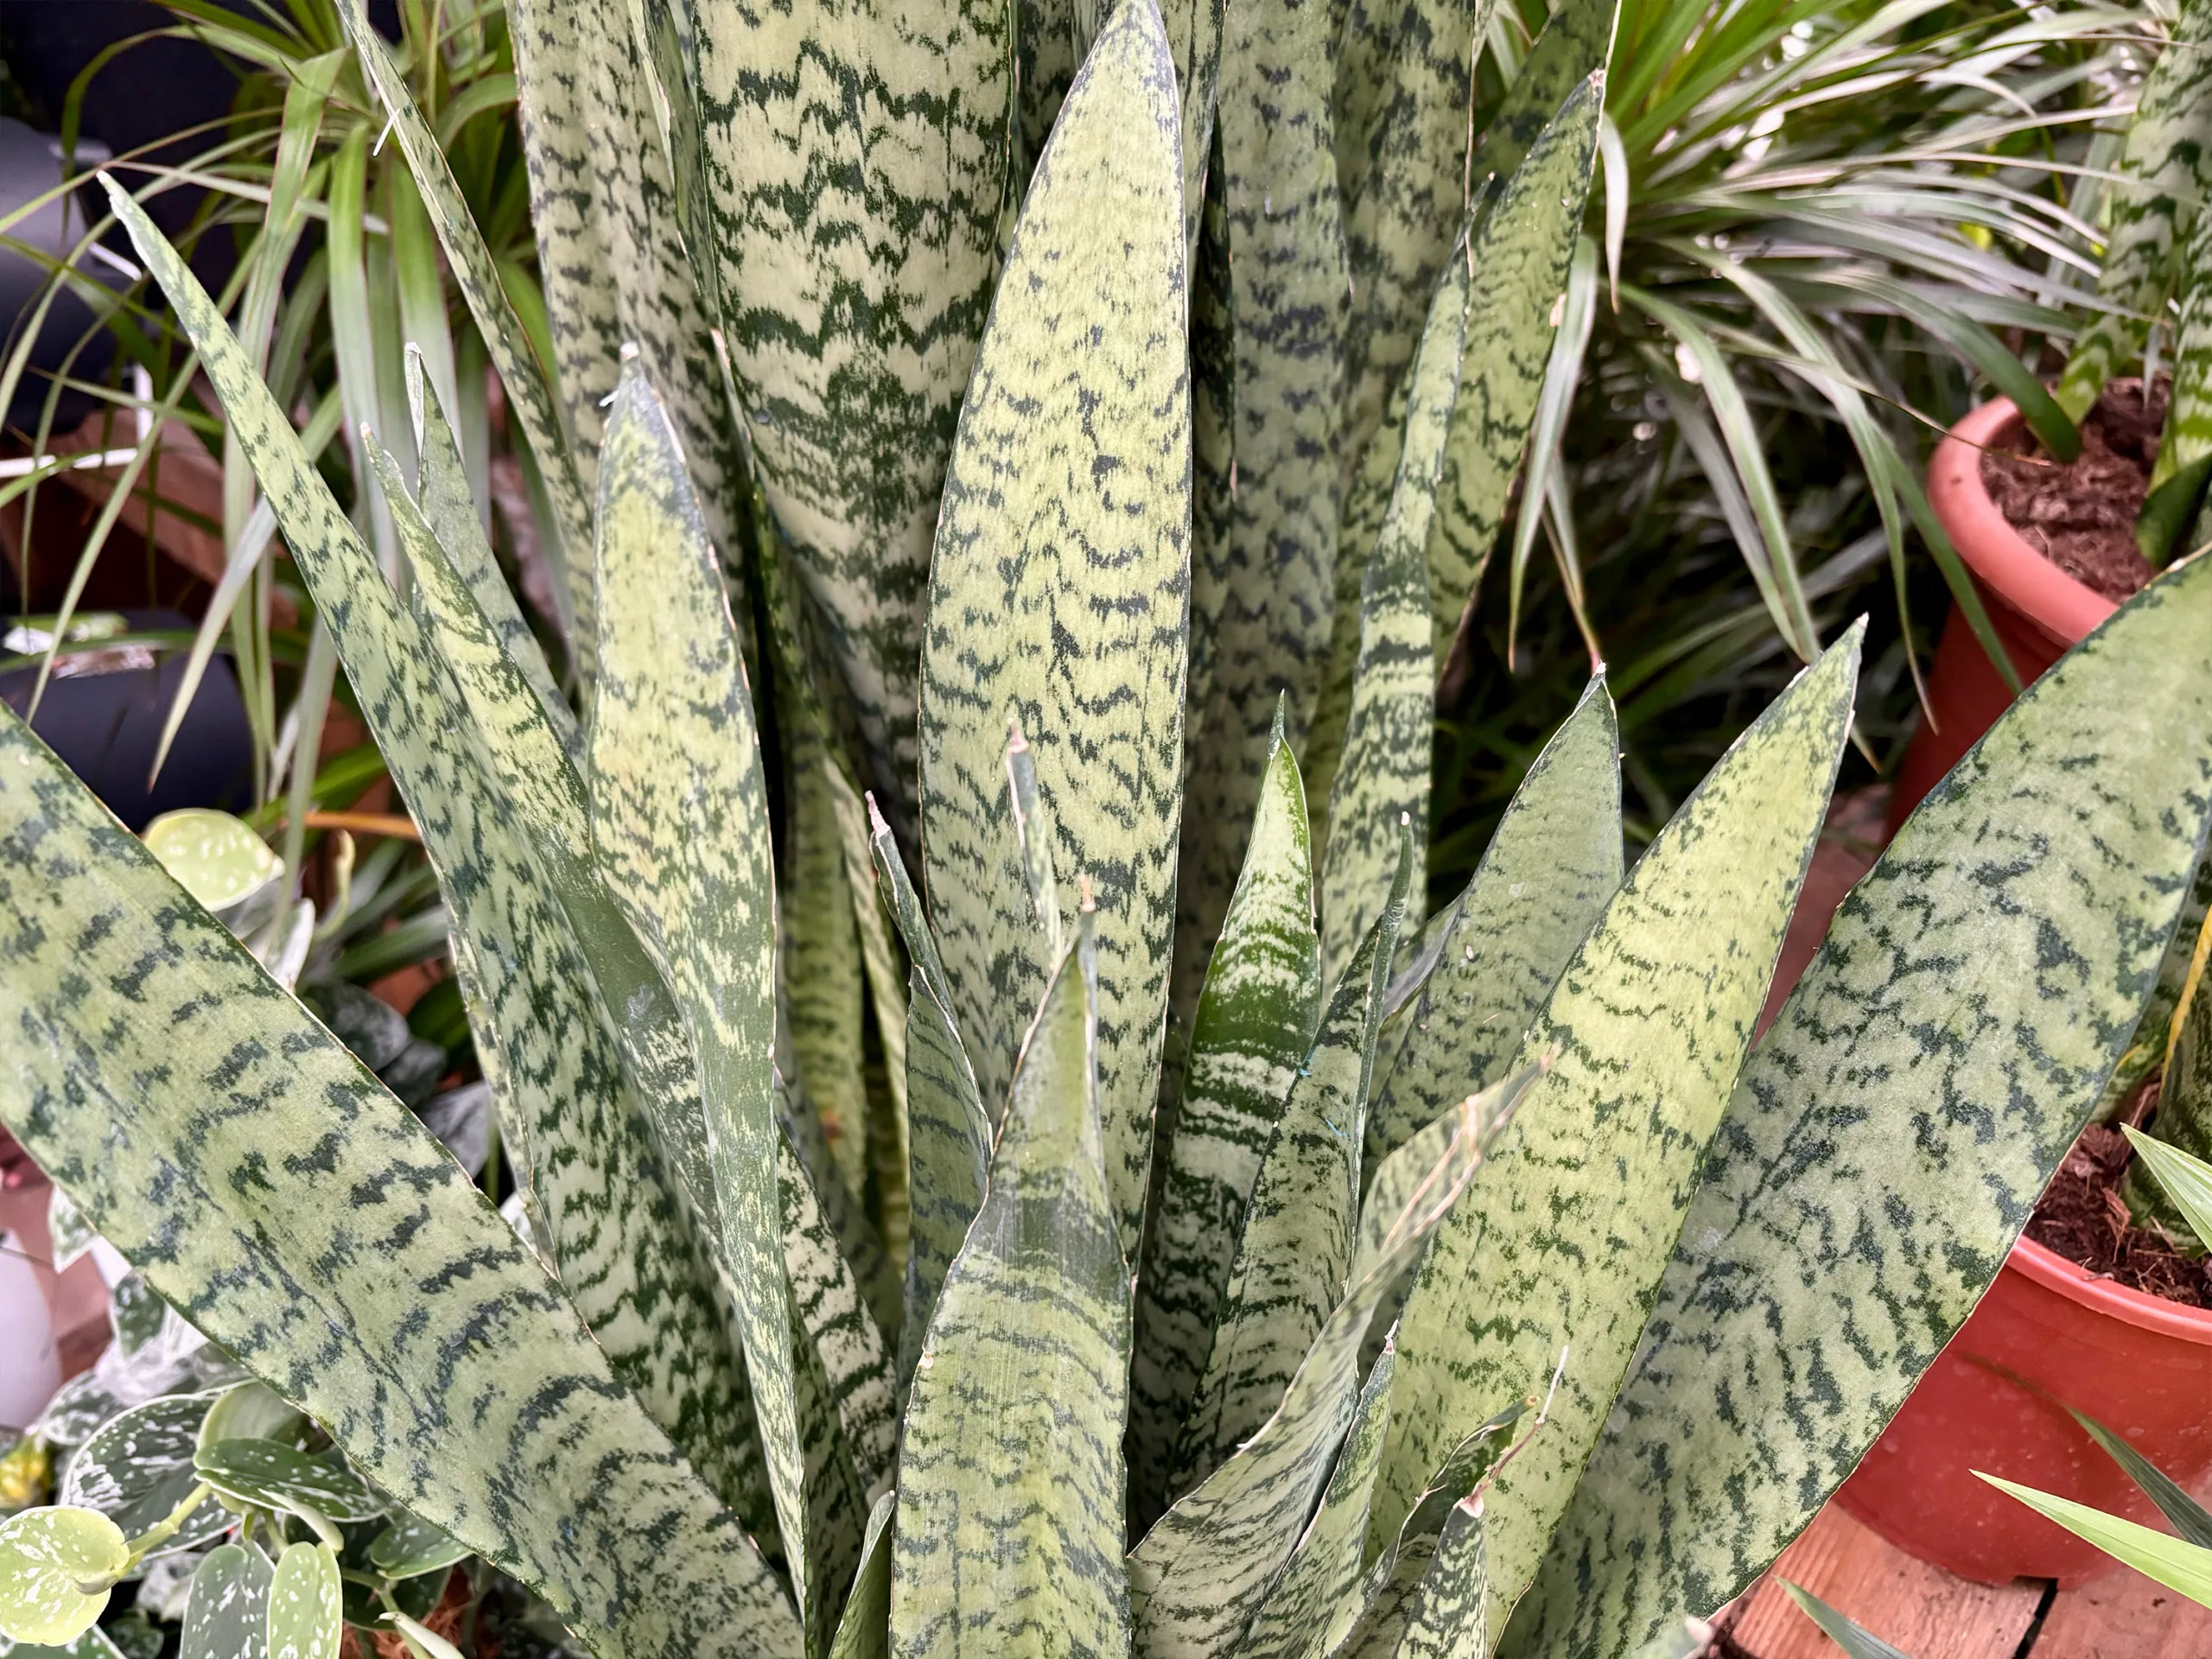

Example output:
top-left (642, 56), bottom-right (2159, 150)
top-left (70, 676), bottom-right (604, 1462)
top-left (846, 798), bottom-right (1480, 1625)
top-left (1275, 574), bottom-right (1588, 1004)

top-left (2054, 0), bottom-right (2212, 421)
top-left (1388, 1491), bottom-right (1488, 1658)
top-left (0, 715), bottom-right (799, 1659)
top-left (1364, 676), bottom-right (1619, 1171)
top-left (1377, 626), bottom-right (1862, 1628)
top-left (507, 0), bottom-right (748, 561)
top-left (691, 0), bottom-right (1008, 832)
top-left (102, 178), bottom-right (771, 1539)
top-left (1128, 1084), bottom-right (1509, 1659)
top-left (1466, 0), bottom-right (1618, 184)
top-left (1132, 712), bottom-right (1323, 1522)
top-left (918, 0), bottom-right (1192, 1255)
top-left (1319, 251), bottom-right (1466, 981)
top-left (1173, 832), bottom-right (1412, 1498)
top-left (892, 922), bottom-right (1132, 1659)
top-left (336, 0), bottom-right (599, 667)
top-left (1514, 557), bottom-right (2212, 1659)
top-left (1172, 0), bottom-right (1351, 1041)
top-left (1424, 78), bottom-right (1605, 663)
top-left (587, 362), bottom-right (814, 1637)
top-left (1235, 1346), bottom-right (1395, 1659)
top-left (786, 728), bottom-right (874, 1206)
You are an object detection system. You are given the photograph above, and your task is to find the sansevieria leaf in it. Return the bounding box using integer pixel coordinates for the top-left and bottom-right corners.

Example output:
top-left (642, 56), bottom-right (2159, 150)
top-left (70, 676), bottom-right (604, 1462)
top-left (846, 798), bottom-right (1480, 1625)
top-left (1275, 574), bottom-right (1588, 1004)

top-left (0, 711), bottom-right (801, 1658)
top-left (1376, 625), bottom-right (1863, 1629)
top-left (1514, 554), bottom-right (2212, 1659)
top-left (1133, 706), bottom-right (1323, 1521)
top-left (1173, 830), bottom-right (1414, 1497)
top-left (918, 0), bottom-right (1192, 1255)
top-left (1365, 675), bottom-right (1619, 1170)
top-left (893, 917), bottom-right (1133, 1659)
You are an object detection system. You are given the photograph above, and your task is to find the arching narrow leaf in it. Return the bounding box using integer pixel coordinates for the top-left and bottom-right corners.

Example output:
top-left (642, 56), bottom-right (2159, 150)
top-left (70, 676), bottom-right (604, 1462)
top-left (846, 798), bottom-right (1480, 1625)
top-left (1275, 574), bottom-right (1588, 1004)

top-left (1516, 556), bottom-right (2212, 1659)
top-left (1377, 626), bottom-right (1863, 1628)
top-left (1365, 677), bottom-right (1619, 1169)
top-left (1173, 830), bottom-right (1414, 1497)
top-left (588, 362), bottom-right (815, 1643)
top-left (778, 1127), bottom-right (898, 1500)
top-left (692, 0), bottom-right (1008, 832)
top-left (1128, 1079), bottom-right (1526, 1659)
top-left (892, 919), bottom-right (1132, 1659)
top-left (830, 1494), bottom-right (895, 1659)
top-left (0, 713), bottom-right (800, 1658)
top-left (918, 0), bottom-right (1192, 1255)
top-left (1132, 711), bottom-right (1324, 1522)
top-left (1382, 1494), bottom-right (1488, 1659)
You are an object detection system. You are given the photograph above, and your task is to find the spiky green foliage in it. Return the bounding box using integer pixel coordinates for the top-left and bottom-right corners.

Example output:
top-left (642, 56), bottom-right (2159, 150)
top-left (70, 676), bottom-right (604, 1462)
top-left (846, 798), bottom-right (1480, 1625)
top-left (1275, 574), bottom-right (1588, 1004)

top-left (4, 9), bottom-right (2212, 1659)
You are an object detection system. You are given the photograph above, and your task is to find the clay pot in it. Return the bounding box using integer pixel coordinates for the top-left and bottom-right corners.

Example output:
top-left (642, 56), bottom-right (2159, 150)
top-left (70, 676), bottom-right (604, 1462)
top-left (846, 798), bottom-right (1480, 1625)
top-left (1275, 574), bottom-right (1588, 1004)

top-left (1885, 397), bottom-right (2118, 834)
top-left (1840, 398), bottom-right (2212, 1586)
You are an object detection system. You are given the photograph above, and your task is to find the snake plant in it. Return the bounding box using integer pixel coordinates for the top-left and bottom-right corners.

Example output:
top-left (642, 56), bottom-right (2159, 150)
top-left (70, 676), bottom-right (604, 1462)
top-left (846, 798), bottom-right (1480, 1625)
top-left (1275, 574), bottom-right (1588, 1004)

top-left (2052, 0), bottom-right (2212, 565)
top-left (3, 3), bottom-right (2212, 1659)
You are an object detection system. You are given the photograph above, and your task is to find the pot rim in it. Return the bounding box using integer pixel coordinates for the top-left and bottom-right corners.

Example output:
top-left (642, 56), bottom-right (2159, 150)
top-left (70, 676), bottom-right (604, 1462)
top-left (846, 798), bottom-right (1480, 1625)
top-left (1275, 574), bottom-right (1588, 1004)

top-left (2009, 1233), bottom-right (2212, 1344)
top-left (1929, 397), bottom-right (2118, 650)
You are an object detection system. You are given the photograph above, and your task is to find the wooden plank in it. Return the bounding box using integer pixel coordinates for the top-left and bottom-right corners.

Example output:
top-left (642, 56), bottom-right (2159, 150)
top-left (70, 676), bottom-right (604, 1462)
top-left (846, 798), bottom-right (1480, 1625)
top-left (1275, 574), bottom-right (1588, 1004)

top-left (2030, 1567), bottom-right (2212, 1658)
top-left (1725, 1503), bottom-right (2044, 1659)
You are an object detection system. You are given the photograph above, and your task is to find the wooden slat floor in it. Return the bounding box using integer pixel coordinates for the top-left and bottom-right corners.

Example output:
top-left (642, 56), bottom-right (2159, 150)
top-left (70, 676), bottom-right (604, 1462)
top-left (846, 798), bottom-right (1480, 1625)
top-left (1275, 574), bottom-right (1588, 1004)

top-left (1719, 1502), bottom-right (2212, 1658)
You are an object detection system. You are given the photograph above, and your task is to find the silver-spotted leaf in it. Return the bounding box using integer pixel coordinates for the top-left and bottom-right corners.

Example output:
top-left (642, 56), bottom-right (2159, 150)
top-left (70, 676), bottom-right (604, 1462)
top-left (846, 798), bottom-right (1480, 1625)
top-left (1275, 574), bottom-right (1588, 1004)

top-left (264, 1545), bottom-right (339, 1659)
top-left (181, 1543), bottom-right (272, 1659)
top-left (0, 1510), bottom-right (127, 1646)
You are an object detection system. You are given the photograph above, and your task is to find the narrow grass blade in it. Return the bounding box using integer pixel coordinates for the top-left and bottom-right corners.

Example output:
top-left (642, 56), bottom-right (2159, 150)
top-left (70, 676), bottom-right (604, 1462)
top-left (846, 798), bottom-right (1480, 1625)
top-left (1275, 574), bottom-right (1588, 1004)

top-left (1979, 1477), bottom-right (2212, 1608)
top-left (1779, 1583), bottom-right (1914, 1659)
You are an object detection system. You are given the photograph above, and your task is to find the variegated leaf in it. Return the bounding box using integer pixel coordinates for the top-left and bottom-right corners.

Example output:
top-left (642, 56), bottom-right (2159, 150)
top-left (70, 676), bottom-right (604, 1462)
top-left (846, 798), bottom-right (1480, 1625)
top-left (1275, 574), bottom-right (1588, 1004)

top-left (1319, 250), bottom-right (1467, 981)
top-left (892, 920), bottom-right (1132, 1659)
top-left (918, 0), bottom-right (1191, 1255)
top-left (588, 361), bottom-right (818, 1643)
top-left (181, 1543), bottom-right (271, 1659)
top-left (1173, 830), bottom-right (1414, 1498)
top-left (787, 728), bottom-right (874, 1205)
top-left (1365, 676), bottom-right (1619, 1171)
top-left (1173, 0), bottom-right (1351, 1035)
top-left (830, 1494), bottom-right (894, 1659)
top-left (0, 712), bottom-right (800, 1658)
top-left (1385, 1495), bottom-right (1487, 1659)
top-left (778, 1126), bottom-right (898, 1499)
top-left (1235, 1345), bottom-right (1395, 1659)
top-left (58, 1394), bottom-right (226, 1550)
top-left (2156, 201), bottom-right (2212, 505)
top-left (1376, 626), bottom-right (1863, 1629)
top-left (1132, 709), bottom-right (1324, 1523)
top-left (691, 0), bottom-right (1007, 834)
top-left (264, 1546), bottom-right (338, 1659)
top-left (1425, 77), bottom-right (1606, 661)
top-left (1128, 1080), bottom-right (1526, 1659)
top-left (103, 178), bottom-right (773, 1541)
top-left (334, 0), bottom-right (598, 667)
top-left (2054, 0), bottom-right (2212, 421)
top-left (1467, 0), bottom-right (1618, 183)
top-left (1513, 555), bottom-right (2212, 1659)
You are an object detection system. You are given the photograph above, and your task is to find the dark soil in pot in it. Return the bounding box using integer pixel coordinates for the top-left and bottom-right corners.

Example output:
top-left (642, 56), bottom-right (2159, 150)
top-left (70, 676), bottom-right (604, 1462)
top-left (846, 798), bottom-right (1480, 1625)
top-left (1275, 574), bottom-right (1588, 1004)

top-left (2026, 1084), bottom-right (2212, 1307)
top-left (1979, 378), bottom-right (2164, 601)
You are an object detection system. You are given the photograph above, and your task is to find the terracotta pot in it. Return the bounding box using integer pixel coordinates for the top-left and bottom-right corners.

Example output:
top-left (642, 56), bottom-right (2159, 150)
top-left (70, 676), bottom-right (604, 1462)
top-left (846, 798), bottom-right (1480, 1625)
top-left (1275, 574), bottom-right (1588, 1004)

top-left (1838, 1238), bottom-right (2212, 1586)
top-left (1839, 398), bottom-right (2212, 1586)
top-left (1885, 397), bottom-right (2119, 835)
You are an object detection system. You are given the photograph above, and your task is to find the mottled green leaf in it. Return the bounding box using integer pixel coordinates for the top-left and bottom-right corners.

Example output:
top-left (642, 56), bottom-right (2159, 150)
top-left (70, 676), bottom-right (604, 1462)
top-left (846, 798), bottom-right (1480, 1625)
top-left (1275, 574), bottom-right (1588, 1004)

top-left (1319, 248), bottom-right (1466, 981)
top-left (1128, 1080), bottom-right (1522, 1659)
top-left (0, 1510), bottom-right (126, 1645)
top-left (334, 0), bottom-right (597, 668)
top-left (588, 360), bottom-right (815, 1639)
top-left (181, 1543), bottom-right (271, 1659)
top-left (1365, 676), bottom-right (1619, 1171)
top-left (1173, 0), bottom-right (1351, 1038)
top-left (192, 1444), bottom-right (381, 1524)
top-left (1424, 77), bottom-right (1606, 661)
top-left (691, 0), bottom-right (1007, 831)
top-left (2054, 0), bottom-right (2212, 421)
top-left (59, 1394), bottom-right (227, 1548)
top-left (918, 0), bottom-right (1191, 1255)
top-left (1388, 1495), bottom-right (1488, 1659)
top-left (892, 920), bottom-right (1131, 1659)
top-left (1377, 626), bottom-right (1862, 1625)
top-left (2157, 205), bottom-right (2212, 507)
top-left (1980, 1478), bottom-right (2212, 1608)
top-left (264, 1546), bottom-right (339, 1659)
top-left (830, 1494), bottom-right (893, 1659)
top-left (367, 1520), bottom-right (469, 1582)
top-left (786, 727), bottom-right (874, 1205)
top-left (1235, 1346), bottom-right (1395, 1659)
top-left (1133, 711), bottom-right (1323, 1522)
top-left (1516, 558), bottom-right (2212, 1659)
top-left (1173, 830), bottom-right (1413, 1497)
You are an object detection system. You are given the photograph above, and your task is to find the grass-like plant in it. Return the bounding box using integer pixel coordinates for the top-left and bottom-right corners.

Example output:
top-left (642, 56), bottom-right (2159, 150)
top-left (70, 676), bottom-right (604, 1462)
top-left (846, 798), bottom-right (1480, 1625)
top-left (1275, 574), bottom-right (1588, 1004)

top-left (0, 4), bottom-right (2209, 1658)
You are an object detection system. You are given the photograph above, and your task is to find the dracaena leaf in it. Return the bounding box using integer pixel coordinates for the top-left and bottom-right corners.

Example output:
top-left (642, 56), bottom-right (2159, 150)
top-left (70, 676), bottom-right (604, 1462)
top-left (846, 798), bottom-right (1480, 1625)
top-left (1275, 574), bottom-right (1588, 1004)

top-left (1377, 626), bottom-right (1863, 1625)
top-left (1515, 555), bottom-right (2212, 1659)
top-left (918, 0), bottom-right (1192, 1257)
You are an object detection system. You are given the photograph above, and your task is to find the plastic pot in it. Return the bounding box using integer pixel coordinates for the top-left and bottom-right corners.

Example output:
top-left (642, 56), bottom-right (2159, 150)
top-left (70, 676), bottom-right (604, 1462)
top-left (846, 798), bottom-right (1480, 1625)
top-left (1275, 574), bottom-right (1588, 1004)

top-left (1837, 1237), bottom-right (2212, 1586)
top-left (1837, 397), bottom-right (2212, 1586)
top-left (1885, 397), bottom-right (2118, 835)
